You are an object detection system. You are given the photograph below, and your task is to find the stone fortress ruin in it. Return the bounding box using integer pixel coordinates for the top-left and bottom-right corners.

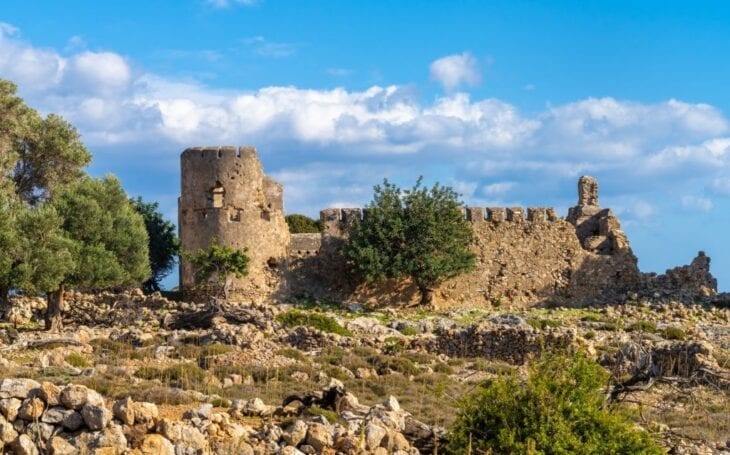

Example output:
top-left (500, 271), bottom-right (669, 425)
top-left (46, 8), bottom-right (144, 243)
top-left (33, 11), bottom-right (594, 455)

top-left (179, 146), bottom-right (717, 307)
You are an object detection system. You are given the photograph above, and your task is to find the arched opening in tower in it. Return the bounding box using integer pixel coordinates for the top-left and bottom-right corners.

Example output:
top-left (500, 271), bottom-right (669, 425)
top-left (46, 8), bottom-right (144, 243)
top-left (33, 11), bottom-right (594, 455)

top-left (209, 181), bottom-right (226, 208)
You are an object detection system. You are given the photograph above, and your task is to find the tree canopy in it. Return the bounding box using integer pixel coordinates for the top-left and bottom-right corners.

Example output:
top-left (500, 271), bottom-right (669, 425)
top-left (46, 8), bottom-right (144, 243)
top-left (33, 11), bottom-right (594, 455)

top-left (131, 197), bottom-right (180, 292)
top-left (184, 240), bottom-right (249, 301)
top-left (344, 178), bottom-right (475, 306)
top-left (285, 214), bottom-right (323, 233)
top-left (0, 80), bottom-right (91, 205)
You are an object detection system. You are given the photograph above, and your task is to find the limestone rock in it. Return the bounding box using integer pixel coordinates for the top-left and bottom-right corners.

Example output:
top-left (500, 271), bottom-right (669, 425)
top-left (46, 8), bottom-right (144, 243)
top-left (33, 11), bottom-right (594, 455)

top-left (157, 419), bottom-right (207, 451)
top-left (60, 385), bottom-right (101, 410)
top-left (48, 436), bottom-right (78, 455)
top-left (139, 434), bottom-right (174, 455)
top-left (0, 415), bottom-right (18, 443)
top-left (0, 379), bottom-right (40, 400)
top-left (38, 381), bottom-right (62, 407)
top-left (42, 407), bottom-right (75, 424)
top-left (81, 403), bottom-right (111, 430)
top-left (0, 398), bottom-right (21, 421)
top-left (10, 434), bottom-right (39, 455)
top-left (18, 397), bottom-right (45, 421)
top-left (112, 397), bottom-right (135, 426)
top-left (282, 419), bottom-right (308, 446)
top-left (305, 422), bottom-right (333, 452)
top-left (365, 422), bottom-right (387, 450)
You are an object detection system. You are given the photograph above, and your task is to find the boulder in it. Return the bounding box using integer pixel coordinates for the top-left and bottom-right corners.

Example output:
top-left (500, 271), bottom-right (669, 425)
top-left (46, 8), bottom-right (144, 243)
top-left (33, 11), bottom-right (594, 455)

top-left (282, 419), bottom-right (308, 447)
top-left (60, 385), bottom-right (102, 410)
top-left (18, 397), bottom-right (45, 421)
top-left (38, 382), bottom-right (62, 407)
top-left (138, 434), bottom-right (174, 455)
top-left (10, 434), bottom-right (39, 455)
top-left (112, 397), bottom-right (135, 426)
top-left (305, 423), bottom-right (333, 452)
top-left (48, 436), bottom-right (78, 455)
top-left (0, 379), bottom-right (40, 400)
top-left (81, 404), bottom-right (111, 430)
top-left (0, 398), bottom-right (21, 421)
top-left (365, 422), bottom-right (387, 450)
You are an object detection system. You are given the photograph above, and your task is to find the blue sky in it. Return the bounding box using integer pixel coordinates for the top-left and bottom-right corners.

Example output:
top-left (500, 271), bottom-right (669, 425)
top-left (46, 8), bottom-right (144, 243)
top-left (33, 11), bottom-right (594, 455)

top-left (2, 0), bottom-right (730, 290)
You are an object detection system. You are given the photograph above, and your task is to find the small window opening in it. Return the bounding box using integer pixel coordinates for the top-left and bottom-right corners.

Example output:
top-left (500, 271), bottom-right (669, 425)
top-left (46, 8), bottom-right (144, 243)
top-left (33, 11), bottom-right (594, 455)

top-left (209, 181), bottom-right (226, 208)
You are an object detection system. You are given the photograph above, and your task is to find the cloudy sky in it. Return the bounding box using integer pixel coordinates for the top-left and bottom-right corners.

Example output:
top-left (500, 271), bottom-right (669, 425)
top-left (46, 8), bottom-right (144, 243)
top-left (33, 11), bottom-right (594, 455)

top-left (2, 0), bottom-right (730, 290)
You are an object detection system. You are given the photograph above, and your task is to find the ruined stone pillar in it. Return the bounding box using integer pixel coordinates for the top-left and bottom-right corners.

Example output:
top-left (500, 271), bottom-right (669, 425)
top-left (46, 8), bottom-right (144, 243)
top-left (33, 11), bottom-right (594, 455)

top-left (578, 176), bottom-right (599, 207)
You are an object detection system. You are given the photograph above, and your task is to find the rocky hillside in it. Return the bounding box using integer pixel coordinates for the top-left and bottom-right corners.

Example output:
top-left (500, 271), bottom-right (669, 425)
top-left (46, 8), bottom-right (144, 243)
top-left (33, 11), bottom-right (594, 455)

top-left (1, 290), bottom-right (730, 454)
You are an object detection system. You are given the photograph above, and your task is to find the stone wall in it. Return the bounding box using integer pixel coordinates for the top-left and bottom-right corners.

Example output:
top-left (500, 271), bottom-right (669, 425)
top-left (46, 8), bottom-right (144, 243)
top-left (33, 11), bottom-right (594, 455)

top-left (179, 146), bottom-right (290, 302)
top-left (178, 147), bottom-right (717, 307)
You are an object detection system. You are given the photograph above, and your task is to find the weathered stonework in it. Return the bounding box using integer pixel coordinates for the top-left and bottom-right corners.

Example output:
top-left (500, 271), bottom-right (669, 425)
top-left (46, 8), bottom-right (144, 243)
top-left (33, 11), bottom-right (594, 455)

top-left (178, 146), bottom-right (290, 301)
top-left (179, 146), bottom-right (717, 307)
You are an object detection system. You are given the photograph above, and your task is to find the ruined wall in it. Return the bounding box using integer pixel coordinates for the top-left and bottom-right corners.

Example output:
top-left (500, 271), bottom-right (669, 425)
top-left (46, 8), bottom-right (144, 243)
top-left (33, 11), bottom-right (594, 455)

top-left (284, 203), bottom-right (643, 308)
top-left (179, 146), bottom-right (290, 302)
top-left (178, 148), bottom-right (717, 307)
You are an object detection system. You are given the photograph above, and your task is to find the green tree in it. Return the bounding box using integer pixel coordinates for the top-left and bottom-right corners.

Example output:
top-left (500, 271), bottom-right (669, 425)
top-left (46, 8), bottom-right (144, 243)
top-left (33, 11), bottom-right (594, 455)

top-left (0, 194), bottom-right (21, 310)
top-left (0, 79), bottom-right (91, 205)
top-left (47, 176), bottom-right (150, 331)
top-left (345, 178), bottom-right (475, 306)
top-left (184, 240), bottom-right (249, 301)
top-left (285, 214), bottom-right (323, 233)
top-left (446, 353), bottom-right (663, 455)
top-left (131, 197), bottom-right (180, 292)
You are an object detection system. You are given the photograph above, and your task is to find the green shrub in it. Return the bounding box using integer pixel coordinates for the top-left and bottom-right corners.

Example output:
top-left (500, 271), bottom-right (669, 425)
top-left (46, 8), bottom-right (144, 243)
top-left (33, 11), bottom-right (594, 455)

top-left (306, 405), bottom-right (338, 423)
top-left (627, 320), bottom-right (658, 333)
top-left (527, 318), bottom-right (561, 330)
top-left (662, 326), bottom-right (686, 340)
top-left (580, 313), bottom-right (603, 322)
top-left (65, 353), bottom-right (89, 368)
top-left (135, 363), bottom-right (207, 388)
top-left (584, 330), bottom-right (596, 340)
top-left (398, 326), bottom-right (418, 336)
top-left (446, 353), bottom-right (663, 455)
top-left (600, 321), bottom-right (621, 331)
top-left (276, 310), bottom-right (352, 336)
top-left (367, 354), bottom-right (418, 376)
top-left (286, 214), bottom-right (323, 233)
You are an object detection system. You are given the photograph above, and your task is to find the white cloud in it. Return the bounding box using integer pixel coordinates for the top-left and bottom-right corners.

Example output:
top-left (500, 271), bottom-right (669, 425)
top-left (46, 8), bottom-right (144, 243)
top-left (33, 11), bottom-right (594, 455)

top-left (429, 52), bottom-right (481, 91)
top-left (243, 36), bottom-right (299, 57)
top-left (63, 52), bottom-right (132, 94)
top-left (482, 182), bottom-right (515, 196)
top-left (3, 23), bottom-right (730, 223)
top-left (681, 195), bottom-right (714, 212)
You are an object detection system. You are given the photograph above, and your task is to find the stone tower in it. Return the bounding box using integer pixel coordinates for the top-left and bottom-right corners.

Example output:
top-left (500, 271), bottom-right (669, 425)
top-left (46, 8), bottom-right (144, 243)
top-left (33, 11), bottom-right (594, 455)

top-left (178, 146), bottom-right (290, 301)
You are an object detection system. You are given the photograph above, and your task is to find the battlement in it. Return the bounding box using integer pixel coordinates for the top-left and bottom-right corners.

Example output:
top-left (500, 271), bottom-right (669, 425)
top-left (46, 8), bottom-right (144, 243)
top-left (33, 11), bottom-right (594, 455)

top-left (182, 145), bottom-right (258, 160)
top-left (319, 206), bottom-right (561, 233)
top-left (466, 207), bottom-right (560, 223)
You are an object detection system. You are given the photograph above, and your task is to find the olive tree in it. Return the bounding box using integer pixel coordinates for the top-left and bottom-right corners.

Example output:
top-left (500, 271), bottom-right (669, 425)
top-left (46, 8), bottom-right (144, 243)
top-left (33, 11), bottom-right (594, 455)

top-left (345, 178), bottom-right (475, 306)
top-left (184, 240), bottom-right (249, 301)
top-left (47, 176), bottom-right (150, 331)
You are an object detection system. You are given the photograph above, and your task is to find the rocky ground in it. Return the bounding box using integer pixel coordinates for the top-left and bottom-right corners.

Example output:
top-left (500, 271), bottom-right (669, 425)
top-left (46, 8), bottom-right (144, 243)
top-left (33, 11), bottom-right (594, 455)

top-left (1, 290), bottom-right (730, 454)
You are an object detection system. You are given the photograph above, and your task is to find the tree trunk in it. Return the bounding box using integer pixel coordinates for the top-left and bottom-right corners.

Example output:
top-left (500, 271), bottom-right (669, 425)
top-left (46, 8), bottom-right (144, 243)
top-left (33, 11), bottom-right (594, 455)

top-left (45, 284), bottom-right (64, 332)
top-left (0, 286), bottom-right (10, 321)
top-left (419, 286), bottom-right (434, 307)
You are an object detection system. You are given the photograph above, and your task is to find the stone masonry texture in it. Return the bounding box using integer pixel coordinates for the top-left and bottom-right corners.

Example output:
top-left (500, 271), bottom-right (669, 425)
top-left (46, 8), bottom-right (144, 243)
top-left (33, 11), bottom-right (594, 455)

top-left (179, 146), bottom-right (717, 307)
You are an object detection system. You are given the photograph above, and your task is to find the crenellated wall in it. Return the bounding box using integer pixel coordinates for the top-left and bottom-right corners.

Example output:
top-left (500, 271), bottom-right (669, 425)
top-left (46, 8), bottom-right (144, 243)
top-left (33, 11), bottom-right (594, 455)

top-left (179, 147), bottom-right (717, 307)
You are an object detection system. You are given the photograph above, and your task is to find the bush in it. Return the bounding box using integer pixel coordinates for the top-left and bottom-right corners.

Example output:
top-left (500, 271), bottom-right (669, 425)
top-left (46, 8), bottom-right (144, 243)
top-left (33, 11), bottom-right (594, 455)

top-left (627, 320), bottom-right (658, 333)
top-left (65, 353), bottom-right (89, 368)
top-left (286, 214), bottom-right (323, 233)
top-left (527, 318), bottom-right (561, 330)
top-left (276, 310), bottom-right (352, 336)
top-left (446, 353), bottom-right (663, 454)
top-left (663, 326), bottom-right (687, 340)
